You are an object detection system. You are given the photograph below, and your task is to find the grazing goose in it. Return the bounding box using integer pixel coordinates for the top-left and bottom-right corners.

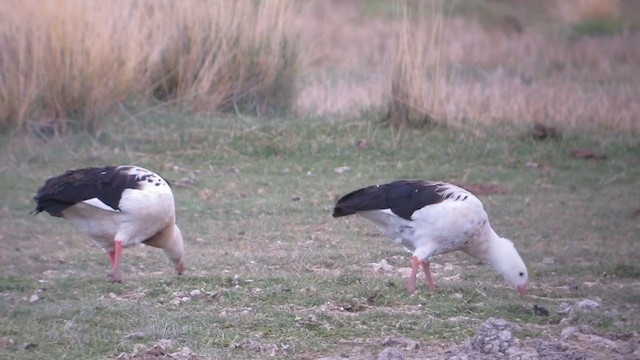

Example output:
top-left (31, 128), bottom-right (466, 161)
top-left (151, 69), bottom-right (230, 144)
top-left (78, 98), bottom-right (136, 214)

top-left (333, 180), bottom-right (528, 294)
top-left (32, 165), bottom-right (185, 283)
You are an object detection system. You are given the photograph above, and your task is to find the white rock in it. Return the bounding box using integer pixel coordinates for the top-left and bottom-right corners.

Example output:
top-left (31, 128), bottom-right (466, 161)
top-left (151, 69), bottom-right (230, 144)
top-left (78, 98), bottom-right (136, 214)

top-left (575, 299), bottom-right (599, 311)
top-left (377, 347), bottom-right (404, 360)
top-left (561, 326), bottom-right (579, 339)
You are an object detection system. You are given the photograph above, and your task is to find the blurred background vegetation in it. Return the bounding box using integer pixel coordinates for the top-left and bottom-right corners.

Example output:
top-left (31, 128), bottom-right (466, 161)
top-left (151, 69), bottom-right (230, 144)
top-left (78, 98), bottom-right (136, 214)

top-left (0, 0), bottom-right (638, 134)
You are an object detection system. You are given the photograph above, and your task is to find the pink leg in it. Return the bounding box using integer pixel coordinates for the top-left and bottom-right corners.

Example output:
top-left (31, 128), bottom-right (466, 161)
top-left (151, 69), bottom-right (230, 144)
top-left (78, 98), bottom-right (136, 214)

top-left (107, 251), bottom-right (116, 266)
top-left (420, 259), bottom-right (438, 290)
top-left (107, 240), bottom-right (123, 283)
top-left (407, 256), bottom-right (420, 293)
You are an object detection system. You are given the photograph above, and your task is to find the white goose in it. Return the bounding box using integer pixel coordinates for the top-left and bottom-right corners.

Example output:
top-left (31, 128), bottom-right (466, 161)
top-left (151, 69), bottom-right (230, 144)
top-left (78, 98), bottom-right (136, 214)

top-left (32, 165), bottom-right (185, 283)
top-left (333, 180), bottom-right (528, 294)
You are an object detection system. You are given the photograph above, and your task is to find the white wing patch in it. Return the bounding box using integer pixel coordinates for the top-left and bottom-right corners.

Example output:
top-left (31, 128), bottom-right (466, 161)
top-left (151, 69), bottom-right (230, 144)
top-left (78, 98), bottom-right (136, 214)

top-left (437, 184), bottom-right (471, 202)
top-left (82, 198), bottom-right (120, 212)
top-left (119, 165), bottom-right (171, 194)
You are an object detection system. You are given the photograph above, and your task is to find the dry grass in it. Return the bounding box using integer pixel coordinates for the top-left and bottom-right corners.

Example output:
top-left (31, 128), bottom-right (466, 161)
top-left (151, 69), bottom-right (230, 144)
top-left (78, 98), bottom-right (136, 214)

top-left (386, 1), bottom-right (447, 127)
top-left (0, 0), bottom-right (297, 132)
top-left (293, 0), bottom-right (639, 133)
top-left (0, 0), bottom-right (638, 134)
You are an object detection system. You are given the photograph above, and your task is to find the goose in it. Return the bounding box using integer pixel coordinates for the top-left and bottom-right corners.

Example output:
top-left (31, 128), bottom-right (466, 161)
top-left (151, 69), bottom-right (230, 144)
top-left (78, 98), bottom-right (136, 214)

top-left (32, 165), bottom-right (185, 283)
top-left (333, 180), bottom-right (528, 294)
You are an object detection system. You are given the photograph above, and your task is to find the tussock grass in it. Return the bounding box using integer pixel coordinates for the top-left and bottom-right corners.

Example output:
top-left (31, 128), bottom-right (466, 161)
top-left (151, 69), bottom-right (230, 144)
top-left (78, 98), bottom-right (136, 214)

top-left (294, 0), bottom-right (640, 133)
top-left (0, 0), bottom-right (297, 132)
top-left (386, 1), bottom-right (447, 127)
top-left (1, 0), bottom-right (638, 133)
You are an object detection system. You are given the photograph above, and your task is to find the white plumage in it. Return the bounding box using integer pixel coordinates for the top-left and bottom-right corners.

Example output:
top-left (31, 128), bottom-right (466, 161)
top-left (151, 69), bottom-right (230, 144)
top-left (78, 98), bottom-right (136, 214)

top-left (333, 180), bottom-right (528, 294)
top-left (32, 165), bottom-right (185, 283)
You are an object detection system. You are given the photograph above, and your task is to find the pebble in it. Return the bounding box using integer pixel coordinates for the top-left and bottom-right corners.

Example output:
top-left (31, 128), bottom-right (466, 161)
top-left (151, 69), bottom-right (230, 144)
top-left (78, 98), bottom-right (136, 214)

top-left (377, 347), bottom-right (404, 360)
top-left (575, 299), bottom-right (600, 311)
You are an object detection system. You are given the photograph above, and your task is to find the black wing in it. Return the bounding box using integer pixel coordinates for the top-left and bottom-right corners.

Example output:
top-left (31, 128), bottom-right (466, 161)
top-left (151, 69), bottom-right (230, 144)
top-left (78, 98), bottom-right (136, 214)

top-left (333, 180), bottom-right (447, 221)
top-left (32, 166), bottom-right (141, 217)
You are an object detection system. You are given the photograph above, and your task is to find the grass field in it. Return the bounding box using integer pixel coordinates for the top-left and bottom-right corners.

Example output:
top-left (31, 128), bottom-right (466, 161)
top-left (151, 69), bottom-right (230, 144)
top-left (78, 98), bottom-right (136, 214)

top-left (1, 112), bottom-right (639, 359)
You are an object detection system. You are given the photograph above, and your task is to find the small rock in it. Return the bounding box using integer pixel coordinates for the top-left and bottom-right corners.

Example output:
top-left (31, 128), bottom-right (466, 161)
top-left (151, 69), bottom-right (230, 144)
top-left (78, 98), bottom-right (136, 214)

top-left (575, 299), bottom-right (599, 311)
top-left (29, 294), bottom-right (39, 303)
top-left (369, 259), bottom-right (395, 273)
top-left (334, 166), bottom-right (351, 174)
top-left (498, 330), bottom-right (513, 342)
top-left (468, 318), bottom-right (515, 355)
top-left (542, 256), bottom-right (555, 265)
top-left (169, 296), bottom-right (191, 306)
top-left (613, 344), bottom-right (635, 355)
top-left (189, 289), bottom-right (202, 298)
top-left (561, 326), bottom-right (579, 339)
top-left (377, 347), bottom-right (404, 360)
top-left (382, 337), bottom-right (419, 350)
top-left (23, 342), bottom-right (37, 350)
top-left (482, 339), bottom-right (501, 354)
top-left (557, 302), bottom-right (573, 315)
top-left (578, 325), bottom-right (596, 335)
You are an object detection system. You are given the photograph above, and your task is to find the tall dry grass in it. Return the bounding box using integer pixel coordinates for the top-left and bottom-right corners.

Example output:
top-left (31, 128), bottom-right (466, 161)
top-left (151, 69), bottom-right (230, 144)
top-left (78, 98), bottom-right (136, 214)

top-left (387, 0), bottom-right (447, 127)
top-left (293, 0), bottom-right (639, 133)
top-left (0, 0), bottom-right (297, 133)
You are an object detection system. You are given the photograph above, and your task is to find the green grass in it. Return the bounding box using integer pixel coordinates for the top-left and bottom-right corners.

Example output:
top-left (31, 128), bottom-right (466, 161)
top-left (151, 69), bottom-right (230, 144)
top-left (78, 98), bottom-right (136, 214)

top-left (0, 111), bottom-right (639, 359)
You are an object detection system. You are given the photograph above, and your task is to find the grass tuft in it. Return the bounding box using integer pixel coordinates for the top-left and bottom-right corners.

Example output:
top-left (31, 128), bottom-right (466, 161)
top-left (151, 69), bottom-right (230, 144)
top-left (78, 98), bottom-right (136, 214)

top-left (386, 0), bottom-right (447, 128)
top-left (0, 1), bottom-right (298, 133)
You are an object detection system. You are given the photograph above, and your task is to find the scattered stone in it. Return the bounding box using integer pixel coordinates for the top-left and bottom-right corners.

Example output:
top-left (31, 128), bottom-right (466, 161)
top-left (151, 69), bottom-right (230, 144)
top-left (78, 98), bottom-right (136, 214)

top-left (468, 318), bottom-right (516, 355)
top-left (369, 259), bottom-right (395, 273)
top-left (117, 339), bottom-right (205, 360)
top-left (29, 294), bottom-right (39, 303)
top-left (382, 337), bottom-right (419, 350)
top-left (576, 299), bottom-right (600, 311)
top-left (23, 342), bottom-right (37, 350)
top-left (613, 344), bottom-right (635, 355)
top-left (377, 347), bottom-right (405, 360)
top-left (334, 166), bottom-right (351, 174)
top-left (561, 327), bottom-right (580, 339)
top-left (558, 302), bottom-right (573, 315)
top-left (169, 296), bottom-right (191, 306)
top-left (542, 256), bottom-right (556, 265)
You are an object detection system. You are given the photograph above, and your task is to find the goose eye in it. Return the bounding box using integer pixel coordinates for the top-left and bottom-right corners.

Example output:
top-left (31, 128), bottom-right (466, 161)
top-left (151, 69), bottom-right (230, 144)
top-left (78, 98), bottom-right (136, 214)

top-left (519, 272), bottom-right (524, 277)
